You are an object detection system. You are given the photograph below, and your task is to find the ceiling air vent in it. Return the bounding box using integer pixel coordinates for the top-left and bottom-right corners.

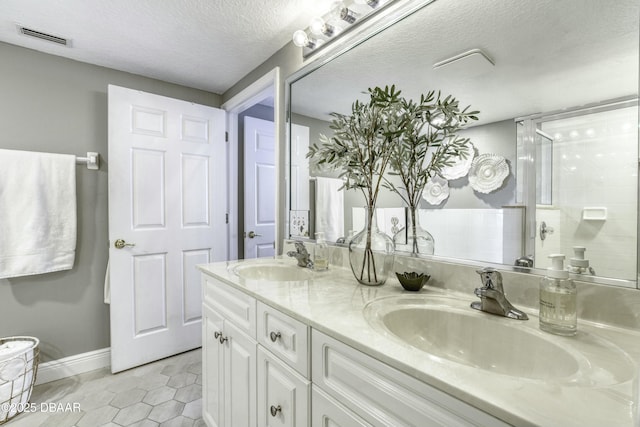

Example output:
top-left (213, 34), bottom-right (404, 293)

top-left (18, 26), bottom-right (69, 46)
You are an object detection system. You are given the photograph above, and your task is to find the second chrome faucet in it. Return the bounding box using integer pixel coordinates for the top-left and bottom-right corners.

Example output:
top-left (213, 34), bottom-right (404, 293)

top-left (471, 267), bottom-right (528, 320)
top-left (287, 241), bottom-right (314, 269)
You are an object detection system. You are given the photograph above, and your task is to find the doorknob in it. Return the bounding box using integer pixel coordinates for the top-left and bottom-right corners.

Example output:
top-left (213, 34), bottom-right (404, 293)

top-left (247, 231), bottom-right (262, 239)
top-left (114, 239), bottom-right (136, 249)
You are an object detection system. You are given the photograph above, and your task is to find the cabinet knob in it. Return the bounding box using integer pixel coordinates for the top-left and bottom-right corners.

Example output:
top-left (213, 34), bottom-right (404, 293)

top-left (214, 331), bottom-right (221, 339)
top-left (219, 335), bottom-right (228, 344)
top-left (269, 331), bottom-right (281, 342)
top-left (270, 405), bottom-right (282, 417)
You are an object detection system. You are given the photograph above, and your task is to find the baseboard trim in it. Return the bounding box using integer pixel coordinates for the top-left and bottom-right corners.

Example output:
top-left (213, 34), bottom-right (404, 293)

top-left (36, 347), bottom-right (111, 385)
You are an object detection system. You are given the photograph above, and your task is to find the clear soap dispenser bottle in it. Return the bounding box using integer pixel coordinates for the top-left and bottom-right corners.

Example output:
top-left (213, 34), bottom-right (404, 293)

top-left (313, 232), bottom-right (329, 271)
top-left (539, 254), bottom-right (577, 336)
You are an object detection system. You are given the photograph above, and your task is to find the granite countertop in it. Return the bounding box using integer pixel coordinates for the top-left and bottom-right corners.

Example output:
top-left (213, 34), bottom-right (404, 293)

top-left (198, 257), bottom-right (640, 427)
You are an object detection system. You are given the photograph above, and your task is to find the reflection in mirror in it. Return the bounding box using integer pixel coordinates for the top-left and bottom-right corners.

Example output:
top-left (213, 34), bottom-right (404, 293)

top-left (287, 0), bottom-right (639, 287)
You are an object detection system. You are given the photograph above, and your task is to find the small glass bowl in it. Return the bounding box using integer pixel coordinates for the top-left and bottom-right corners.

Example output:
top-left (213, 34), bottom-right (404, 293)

top-left (395, 271), bottom-right (430, 291)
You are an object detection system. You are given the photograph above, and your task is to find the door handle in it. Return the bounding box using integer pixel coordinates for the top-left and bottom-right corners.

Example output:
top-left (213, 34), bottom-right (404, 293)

top-left (247, 231), bottom-right (262, 239)
top-left (114, 239), bottom-right (136, 249)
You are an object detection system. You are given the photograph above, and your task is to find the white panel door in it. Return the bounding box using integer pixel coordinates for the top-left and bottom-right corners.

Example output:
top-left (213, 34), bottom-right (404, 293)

top-left (244, 116), bottom-right (275, 258)
top-left (108, 85), bottom-right (227, 373)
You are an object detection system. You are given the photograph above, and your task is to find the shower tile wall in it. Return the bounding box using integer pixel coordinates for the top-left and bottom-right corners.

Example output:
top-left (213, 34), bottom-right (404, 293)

top-left (540, 106), bottom-right (638, 280)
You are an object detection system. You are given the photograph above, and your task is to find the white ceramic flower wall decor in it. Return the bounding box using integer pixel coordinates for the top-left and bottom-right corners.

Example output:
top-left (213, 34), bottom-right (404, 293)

top-left (440, 142), bottom-right (475, 180)
top-left (423, 175), bottom-right (450, 205)
top-left (468, 154), bottom-right (509, 193)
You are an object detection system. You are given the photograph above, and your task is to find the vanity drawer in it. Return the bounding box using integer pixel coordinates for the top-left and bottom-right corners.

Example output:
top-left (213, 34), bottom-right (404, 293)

top-left (257, 301), bottom-right (310, 378)
top-left (203, 275), bottom-right (256, 338)
top-left (312, 330), bottom-right (510, 427)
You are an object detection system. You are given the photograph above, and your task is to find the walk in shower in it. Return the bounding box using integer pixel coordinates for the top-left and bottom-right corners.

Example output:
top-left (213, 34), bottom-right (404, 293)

top-left (517, 98), bottom-right (639, 283)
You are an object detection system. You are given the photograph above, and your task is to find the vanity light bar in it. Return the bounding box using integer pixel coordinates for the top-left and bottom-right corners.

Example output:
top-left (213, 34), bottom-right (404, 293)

top-left (293, 0), bottom-right (396, 58)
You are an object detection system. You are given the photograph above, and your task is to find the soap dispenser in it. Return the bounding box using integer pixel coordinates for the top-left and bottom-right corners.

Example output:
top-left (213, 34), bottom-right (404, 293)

top-left (313, 232), bottom-right (329, 271)
top-left (567, 246), bottom-right (592, 275)
top-left (539, 254), bottom-right (577, 336)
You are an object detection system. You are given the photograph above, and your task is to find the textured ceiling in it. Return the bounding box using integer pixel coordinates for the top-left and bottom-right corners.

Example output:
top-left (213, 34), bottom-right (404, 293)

top-left (292, 0), bottom-right (639, 126)
top-left (0, 0), bottom-right (332, 94)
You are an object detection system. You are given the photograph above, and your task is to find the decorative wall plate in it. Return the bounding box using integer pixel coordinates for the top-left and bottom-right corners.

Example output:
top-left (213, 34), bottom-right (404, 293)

top-left (423, 175), bottom-right (449, 205)
top-left (468, 154), bottom-right (509, 193)
top-left (440, 142), bottom-right (475, 180)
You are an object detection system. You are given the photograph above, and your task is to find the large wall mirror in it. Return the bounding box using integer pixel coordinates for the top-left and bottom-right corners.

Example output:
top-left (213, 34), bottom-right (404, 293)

top-left (286, 0), bottom-right (639, 288)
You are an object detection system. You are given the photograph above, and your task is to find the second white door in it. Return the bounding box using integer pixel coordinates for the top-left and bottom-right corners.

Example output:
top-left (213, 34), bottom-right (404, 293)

top-left (244, 116), bottom-right (275, 259)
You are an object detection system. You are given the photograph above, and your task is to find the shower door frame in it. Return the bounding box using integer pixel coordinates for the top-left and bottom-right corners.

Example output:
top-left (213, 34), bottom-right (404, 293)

top-left (516, 95), bottom-right (639, 288)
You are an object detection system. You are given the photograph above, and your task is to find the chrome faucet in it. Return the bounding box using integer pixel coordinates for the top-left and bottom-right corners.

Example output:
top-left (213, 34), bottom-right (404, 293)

top-left (470, 268), bottom-right (528, 320)
top-left (287, 241), bottom-right (314, 268)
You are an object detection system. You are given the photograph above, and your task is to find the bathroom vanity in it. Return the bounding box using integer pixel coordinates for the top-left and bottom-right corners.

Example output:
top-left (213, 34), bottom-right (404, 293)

top-left (199, 254), bottom-right (640, 427)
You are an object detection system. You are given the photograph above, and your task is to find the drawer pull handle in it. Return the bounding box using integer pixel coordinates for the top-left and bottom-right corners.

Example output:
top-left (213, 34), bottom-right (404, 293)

top-left (269, 331), bottom-right (281, 342)
top-left (219, 335), bottom-right (228, 344)
top-left (270, 405), bottom-right (281, 417)
top-left (214, 331), bottom-right (222, 339)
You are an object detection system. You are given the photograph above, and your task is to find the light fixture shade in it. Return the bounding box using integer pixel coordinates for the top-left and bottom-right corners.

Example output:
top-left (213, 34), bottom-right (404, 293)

top-left (309, 17), bottom-right (325, 35)
top-left (292, 30), bottom-right (309, 47)
top-left (330, 1), bottom-right (357, 24)
top-left (354, 0), bottom-right (380, 6)
top-left (310, 17), bottom-right (336, 37)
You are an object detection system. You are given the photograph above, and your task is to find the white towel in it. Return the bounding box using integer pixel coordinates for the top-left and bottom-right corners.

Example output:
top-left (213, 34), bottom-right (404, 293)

top-left (315, 177), bottom-right (344, 243)
top-left (0, 341), bottom-right (32, 364)
top-left (104, 259), bottom-right (110, 304)
top-left (0, 149), bottom-right (77, 278)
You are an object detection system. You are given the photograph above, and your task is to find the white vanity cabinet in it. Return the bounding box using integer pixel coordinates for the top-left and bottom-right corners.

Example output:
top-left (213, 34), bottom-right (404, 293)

top-left (312, 330), bottom-right (510, 427)
top-left (202, 276), bottom-right (257, 427)
top-left (202, 275), bottom-right (311, 427)
top-left (201, 269), bottom-right (510, 427)
top-left (257, 346), bottom-right (310, 427)
top-left (311, 386), bottom-right (373, 427)
top-left (256, 302), bottom-right (311, 426)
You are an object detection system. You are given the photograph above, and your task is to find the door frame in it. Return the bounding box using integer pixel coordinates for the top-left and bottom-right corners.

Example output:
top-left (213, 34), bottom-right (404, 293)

top-left (222, 67), bottom-right (281, 260)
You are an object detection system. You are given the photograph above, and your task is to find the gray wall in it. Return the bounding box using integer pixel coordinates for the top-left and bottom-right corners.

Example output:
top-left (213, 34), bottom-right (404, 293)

top-left (446, 119), bottom-right (517, 209)
top-left (0, 41), bottom-right (221, 361)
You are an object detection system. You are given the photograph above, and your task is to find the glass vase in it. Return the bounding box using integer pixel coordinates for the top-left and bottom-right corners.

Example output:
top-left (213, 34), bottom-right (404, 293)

top-left (393, 207), bottom-right (435, 255)
top-left (349, 207), bottom-right (395, 286)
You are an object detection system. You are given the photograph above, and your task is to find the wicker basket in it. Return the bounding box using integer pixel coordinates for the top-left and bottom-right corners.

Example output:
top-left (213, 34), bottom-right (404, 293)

top-left (0, 337), bottom-right (39, 424)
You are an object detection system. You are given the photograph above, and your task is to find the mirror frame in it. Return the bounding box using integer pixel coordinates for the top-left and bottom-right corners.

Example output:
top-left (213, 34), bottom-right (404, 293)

top-left (284, 0), bottom-right (639, 289)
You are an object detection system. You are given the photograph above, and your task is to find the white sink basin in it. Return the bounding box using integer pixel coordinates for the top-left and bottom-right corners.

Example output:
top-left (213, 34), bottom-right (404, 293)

top-left (364, 295), bottom-right (634, 386)
top-left (230, 261), bottom-right (312, 281)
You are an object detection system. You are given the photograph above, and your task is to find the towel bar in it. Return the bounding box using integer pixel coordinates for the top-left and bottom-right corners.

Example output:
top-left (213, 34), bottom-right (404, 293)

top-left (75, 152), bottom-right (100, 170)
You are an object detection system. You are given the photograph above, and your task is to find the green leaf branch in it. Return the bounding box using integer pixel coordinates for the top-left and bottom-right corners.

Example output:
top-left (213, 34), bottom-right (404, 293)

top-left (307, 85), bottom-right (404, 211)
top-left (384, 90), bottom-right (479, 210)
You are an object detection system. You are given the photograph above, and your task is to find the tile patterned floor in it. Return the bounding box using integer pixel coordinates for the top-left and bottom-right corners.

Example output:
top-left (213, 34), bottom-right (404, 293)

top-left (5, 349), bottom-right (204, 427)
